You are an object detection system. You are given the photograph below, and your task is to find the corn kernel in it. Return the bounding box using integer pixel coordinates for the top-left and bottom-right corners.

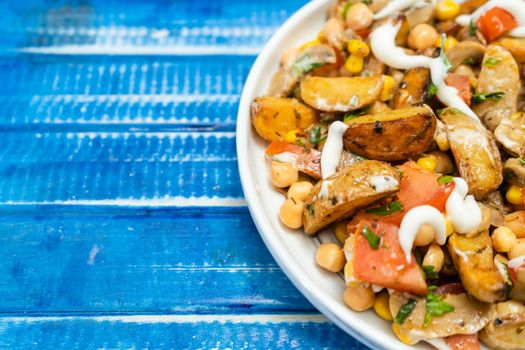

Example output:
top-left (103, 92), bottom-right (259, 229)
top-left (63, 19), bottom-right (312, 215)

top-left (373, 292), bottom-right (393, 321)
top-left (417, 156), bottom-right (438, 172)
top-left (347, 39), bottom-right (370, 58)
top-left (299, 39), bottom-right (321, 51)
top-left (506, 185), bottom-right (524, 205)
top-left (283, 129), bottom-right (299, 144)
top-left (344, 54), bottom-right (364, 74)
top-left (380, 75), bottom-right (395, 102)
top-left (335, 221), bottom-right (349, 244)
top-left (435, 36), bottom-right (458, 52)
top-left (435, 0), bottom-right (460, 21)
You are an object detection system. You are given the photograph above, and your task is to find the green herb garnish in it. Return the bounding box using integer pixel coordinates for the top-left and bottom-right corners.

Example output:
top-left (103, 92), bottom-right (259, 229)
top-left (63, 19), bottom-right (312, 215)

top-left (292, 54), bottom-right (323, 74)
top-left (468, 20), bottom-right (477, 36)
top-left (366, 201), bottom-right (404, 216)
top-left (395, 299), bottom-right (417, 325)
top-left (342, 2), bottom-right (352, 19)
top-left (414, 248), bottom-right (423, 266)
top-left (519, 159), bottom-right (525, 166)
top-left (439, 34), bottom-right (452, 72)
top-left (423, 287), bottom-right (454, 327)
top-left (306, 203), bottom-right (315, 217)
top-left (308, 126), bottom-right (323, 145)
top-left (461, 57), bottom-right (476, 66)
top-left (361, 0), bottom-right (371, 4)
top-left (343, 105), bottom-right (371, 122)
top-left (422, 265), bottom-right (439, 280)
top-left (437, 175), bottom-right (454, 186)
top-left (427, 82), bottom-right (438, 99)
top-left (484, 57), bottom-right (501, 68)
top-left (471, 91), bottom-right (505, 104)
top-left (362, 224), bottom-right (380, 250)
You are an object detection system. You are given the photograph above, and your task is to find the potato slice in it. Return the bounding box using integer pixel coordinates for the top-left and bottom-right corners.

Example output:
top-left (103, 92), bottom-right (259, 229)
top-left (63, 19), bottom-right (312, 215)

top-left (440, 108), bottom-right (502, 200)
top-left (250, 97), bottom-right (318, 142)
top-left (302, 160), bottom-right (400, 235)
top-left (447, 232), bottom-right (507, 303)
top-left (300, 76), bottom-right (383, 112)
top-left (479, 301), bottom-right (525, 350)
top-left (394, 68), bottom-right (431, 109)
top-left (343, 105), bottom-right (436, 161)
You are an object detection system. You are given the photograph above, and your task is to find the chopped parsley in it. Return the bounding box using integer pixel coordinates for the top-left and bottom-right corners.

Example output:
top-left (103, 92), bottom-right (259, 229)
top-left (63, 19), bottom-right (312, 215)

top-left (343, 105), bottom-right (370, 122)
top-left (395, 299), bottom-right (417, 325)
top-left (292, 54), bottom-right (323, 74)
top-left (471, 91), bottom-right (505, 105)
top-left (308, 126), bottom-right (325, 145)
top-left (366, 201), bottom-right (404, 216)
top-left (362, 224), bottom-right (380, 250)
top-left (437, 175), bottom-right (454, 186)
top-left (519, 159), bottom-right (525, 166)
top-left (468, 20), bottom-right (477, 36)
top-left (422, 265), bottom-right (439, 280)
top-left (461, 57), bottom-right (477, 66)
top-left (484, 57), bottom-right (502, 68)
top-left (341, 2), bottom-right (352, 19)
top-left (306, 203), bottom-right (315, 217)
top-left (427, 82), bottom-right (438, 99)
top-left (423, 287), bottom-right (454, 327)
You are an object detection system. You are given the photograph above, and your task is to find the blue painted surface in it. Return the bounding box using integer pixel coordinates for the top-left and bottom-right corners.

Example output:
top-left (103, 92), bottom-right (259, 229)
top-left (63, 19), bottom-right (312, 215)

top-left (0, 0), bottom-right (368, 348)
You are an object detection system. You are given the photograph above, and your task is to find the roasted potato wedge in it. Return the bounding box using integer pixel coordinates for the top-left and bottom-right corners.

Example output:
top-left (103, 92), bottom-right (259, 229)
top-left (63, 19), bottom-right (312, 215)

top-left (303, 160), bottom-right (400, 235)
top-left (251, 97), bottom-right (318, 142)
top-left (493, 37), bottom-right (525, 63)
top-left (440, 108), bottom-right (502, 200)
top-left (394, 68), bottom-right (431, 109)
top-left (495, 111), bottom-right (525, 158)
top-left (480, 301), bottom-right (525, 350)
top-left (473, 45), bottom-right (520, 131)
top-left (343, 105), bottom-right (436, 161)
top-left (447, 232), bottom-right (507, 303)
top-left (300, 76), bottom-right (383, 112)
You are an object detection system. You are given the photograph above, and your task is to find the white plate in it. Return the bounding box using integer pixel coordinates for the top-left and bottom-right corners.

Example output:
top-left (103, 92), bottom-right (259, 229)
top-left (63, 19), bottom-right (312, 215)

top-left (237, 1), bottom-right (440, 349)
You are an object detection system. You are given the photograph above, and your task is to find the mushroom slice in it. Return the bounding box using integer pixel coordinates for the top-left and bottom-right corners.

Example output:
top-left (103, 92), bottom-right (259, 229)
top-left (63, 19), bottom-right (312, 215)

top-left (504, 158), bottom-right (525, 187)
top-left (267, 45), bottom-right (337, 97)
top-left (495, 112), bottom-right (525, 159)
top-left (473, 45), bottom-right (520, 131)
top-left (390, 291), bottom-right (493, 340)
top-left (479, 301), bottom-right (525, 350)
top-left (447, 231), bottom-right (507, 303)
top-left (446, 40), bottom-right (486, 69)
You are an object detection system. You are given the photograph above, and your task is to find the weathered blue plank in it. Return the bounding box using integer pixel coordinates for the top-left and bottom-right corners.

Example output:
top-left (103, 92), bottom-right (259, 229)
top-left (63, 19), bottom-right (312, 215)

top-left (0, 315), bottom-right (364, 349)
top-left (0, 132), bottom-right (243, 202)
top-left (0, 206), bottom-right (314, 314)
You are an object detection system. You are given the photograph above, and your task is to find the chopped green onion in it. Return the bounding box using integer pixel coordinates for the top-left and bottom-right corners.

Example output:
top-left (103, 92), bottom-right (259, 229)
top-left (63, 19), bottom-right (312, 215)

top-left (422, 265), bottom-right (439, 280)
top-left (306, 203), bottom-right (315, 217)
top-left (395, 299), bottom-right (417, 325)
top-left (484, 57), bottom-right (501, 68)
top-left (341, 2), bottom-right (352, 19)
top-left (308, 126), bottom-right (323, 145)
top-left (471, 91), bottom-right (505, 104)
top-left (468, 20), bottom-right (477, 36)
top-left (437, 175), bottom-right (454, 186)
top-left (423, 287), bottom-right (454, 327)
top-left (292, 54), bottom-right (323, 74)
top-left (427, 83), bottom-right (438, 99)
top-left (362, 224), bottom-right (380, 250)
top-left (366, 201), bottom-right (404, 216)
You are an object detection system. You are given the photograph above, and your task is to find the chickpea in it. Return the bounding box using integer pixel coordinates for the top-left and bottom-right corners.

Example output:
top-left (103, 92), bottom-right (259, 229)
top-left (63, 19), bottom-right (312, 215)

top-left (414, 224), bottom-right (435, 246)
top-left (427, 151), bottom-right (453, 174)
top-left (492, 227), bottom-right (517, 253)
top-left (422, 243), bottom-right (445, 272)
top-left (271, 161), bottom-right (298, 188)
top-left (345, 3), bottom-right (374, 31)
top-left (504, 211), bottom-right (525, 238)
top-left (508, 238), bottom-right (525, 260)
top-left (316, 243), bottom-right (346, 272)
top-left (287, 181), bottom-right (313, 202)
top-left (279, 198), bottom-right (304, 229)
top-left (407, 24), bottom-right (439, 51)
top-left (453, 64), bottom-right (475, 78)
top-left (343, 284), bottom-right (375, 311)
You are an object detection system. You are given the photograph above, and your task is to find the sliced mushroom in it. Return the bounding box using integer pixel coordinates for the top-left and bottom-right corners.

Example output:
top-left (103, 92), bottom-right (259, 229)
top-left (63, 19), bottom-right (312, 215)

top-left (473, 45), bottom-right (520, 131)
top-left (447, 231), bottom-right (507, 303)
top-left (481, 191), bottom-right (509, 225)
top-left (390, 291), bottom-right (493, 340)
top-left (479, 301), bottom-right (525, 350)
top-left (495, 112), bottom-right (525, 159)
top-left (504, 158), bottom-right (525, 187)
top-left (446, 40), bottom-right (486, 70)
top-left (267, 45), bottom-right (337, 97)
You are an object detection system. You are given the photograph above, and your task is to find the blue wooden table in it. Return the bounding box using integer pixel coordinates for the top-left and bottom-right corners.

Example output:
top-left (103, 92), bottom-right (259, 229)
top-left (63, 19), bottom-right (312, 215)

top-left (0, 1), bottom-right (367, 348)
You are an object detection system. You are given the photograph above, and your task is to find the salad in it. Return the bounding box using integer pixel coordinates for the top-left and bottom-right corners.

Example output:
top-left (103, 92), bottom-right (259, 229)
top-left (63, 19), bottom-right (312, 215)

top-left (249, 0), bottom-right (525, 349)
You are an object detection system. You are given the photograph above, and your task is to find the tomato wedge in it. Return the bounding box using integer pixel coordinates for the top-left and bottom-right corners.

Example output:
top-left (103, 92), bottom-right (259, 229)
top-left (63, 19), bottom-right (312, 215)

top-left (265, 141), bottom-right (321, 179)
top-left (445, 73), bottom-right (472, 105)
top-left (477, 7), bottom-right (518, 42)
top-left (352, 220), bottom-right (428, 295)
top-left (444, 333), bottom-right (481, 350)
top-left (348, 161), bottom-right (455, 230)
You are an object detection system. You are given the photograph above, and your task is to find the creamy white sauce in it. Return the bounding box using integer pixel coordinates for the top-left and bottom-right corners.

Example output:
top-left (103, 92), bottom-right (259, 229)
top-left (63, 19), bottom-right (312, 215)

top-left (456, 0), bottom-right (525, 38)
top-left (318, 180), bottom-right (332, 199)
top-left (321, 121), bottom-right (349, 179)
top-left (370, 176), bottom-right (399, 193)
top-left (445, 177), bottom-right (482, 234)
top-left (454, 247), bottom-right (470, 262)
top-left (370, 22), bottom-right (480, 121)
top-left (398, 205), bottom-right (447, 263)
top-left (509, 255), bottom-right (525, 269)
top-left (373, 0), bottom-right (429, 20)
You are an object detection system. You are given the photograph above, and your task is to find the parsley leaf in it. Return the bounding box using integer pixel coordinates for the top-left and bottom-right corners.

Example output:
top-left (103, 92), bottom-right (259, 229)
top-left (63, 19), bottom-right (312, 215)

top-left (342, 2), bottom-right (352, 19)
top-left (366, 201), bottom-right (404, 216)
top-left (471, 91), bottom-right (505, 104)
top-left (484, 57), bottom-right (501, 68)
top-left (427, 82), bottom-right (438, 99)
top-left (519, 159), bottom-right (525, 166)
top-left (437, 175), bottom-right (454, 186)
top-left (343, 105), bottom-right (370, 122)
top-left (292, 54), bottom-right (323, 74)
top-left (423, 287), bottom-right (454, 327)
top-left (395, 299), bottom-right (417, 325)
top-left (308, 126), bottom-right (323, 145)
top-left (422, 265), bottom-right (439, 280)
top-left (306, 203), bottom-right (315, 217)
top-left (362, 224), bottom-right (380, 250)
top-left (461, 57), bottom-right (476, 66)
top-left (468, 20), bottom-right (477, 36)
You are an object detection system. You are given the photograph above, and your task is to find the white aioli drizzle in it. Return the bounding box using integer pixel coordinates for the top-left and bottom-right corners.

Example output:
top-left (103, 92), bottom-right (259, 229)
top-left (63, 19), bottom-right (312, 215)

top-left (370, 22), bottom-right (479, 121)
top-left (398, 205), bottom-right (447, 263)
top-left (445, 177), bottom-right (482, 234)
top-left (456, 0), bottom-right (525, 38)
top-left (509, 255), bottom-right (525, 269)
top-left (370, 176), bottom-right (399, 193)
top-left (321, 121), bottom-right (349, 179)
